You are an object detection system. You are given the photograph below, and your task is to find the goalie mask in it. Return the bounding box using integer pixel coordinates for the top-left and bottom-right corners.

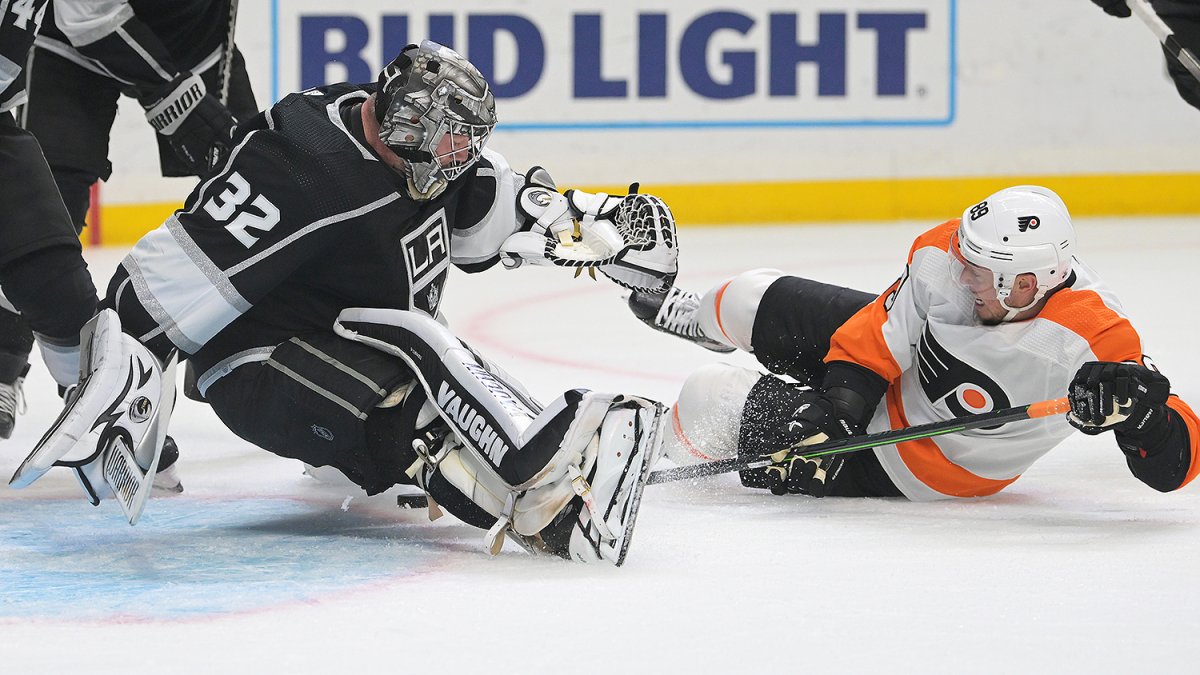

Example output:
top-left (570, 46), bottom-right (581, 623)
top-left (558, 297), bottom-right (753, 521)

top-left (375, 41), bottom-right (497, 200)
top-left (951, 185), bottom-right (1076, 322)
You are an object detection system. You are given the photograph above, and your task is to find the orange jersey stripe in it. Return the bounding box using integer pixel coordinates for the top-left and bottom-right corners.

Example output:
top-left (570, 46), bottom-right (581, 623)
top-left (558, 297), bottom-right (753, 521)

top-left (671, 405), bottom-right (715, 462)
top-left (1038, 288), bottom-right (1142, 362)
top-left (886, 387), bottom-right (1018, 497)
top-left (825, 301), bottom-right (904, 381)
top-left (1166, 397), bottom-right (1200, 488)
top-left (825, 220), bottom-right (959, 381)
top-left (907, 219), bottom-right (960, 261)
top-left (712, 280), bottom-right (734, 345)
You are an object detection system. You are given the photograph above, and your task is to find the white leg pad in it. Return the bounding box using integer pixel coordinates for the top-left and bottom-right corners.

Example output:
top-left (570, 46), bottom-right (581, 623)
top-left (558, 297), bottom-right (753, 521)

top-left (663, 363), bottom-right (763, 466)
top-left (426, 391), bottom-right (624, 537)
top-left (696, 268), bottom-right (785, 353)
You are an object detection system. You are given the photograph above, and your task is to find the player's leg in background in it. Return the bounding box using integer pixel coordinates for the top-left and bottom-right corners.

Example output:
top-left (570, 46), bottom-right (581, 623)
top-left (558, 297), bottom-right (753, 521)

top-left (0, 112), bottom-right (99, 404)
top-left (24, 48), bottom-right (121, 235)
top-left (0, 51), bottom-right (120, 438)
top-left (0, 304), bottom-right (32, 438)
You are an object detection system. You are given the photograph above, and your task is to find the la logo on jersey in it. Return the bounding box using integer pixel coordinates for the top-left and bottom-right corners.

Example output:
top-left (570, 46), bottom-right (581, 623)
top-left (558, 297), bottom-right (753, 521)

top-left (1017, 215), bottom-right (1040, 232)
top-left (403, 210), bottom-right (451, 316)
top-left (917, 327), bottom-right (1010, 426)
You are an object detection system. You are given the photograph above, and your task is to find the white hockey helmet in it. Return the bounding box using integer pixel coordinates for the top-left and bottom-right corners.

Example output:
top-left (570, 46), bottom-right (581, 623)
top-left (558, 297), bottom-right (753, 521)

top-left (375, 41), bottom-right (497, 200)
top-left (954, 185), bottom-right (1075, 316)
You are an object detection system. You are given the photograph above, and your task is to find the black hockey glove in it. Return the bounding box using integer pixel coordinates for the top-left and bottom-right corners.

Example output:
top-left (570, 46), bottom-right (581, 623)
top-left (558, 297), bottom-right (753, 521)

top-left (141, 72), bottom-right (237, 174)
top-left (760, 390), bottom-right (860, 497)
top-left (1067, 361), bottom-right (1171, 437)
top-left (1091, 0), bottom-right (1132, 18)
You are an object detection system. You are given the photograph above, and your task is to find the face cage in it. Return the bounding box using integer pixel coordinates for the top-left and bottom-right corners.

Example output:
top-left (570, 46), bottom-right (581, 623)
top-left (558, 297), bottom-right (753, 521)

top-left (395, 117), bottom-right (492, 195)
top-left (430, 118), bottom-right (491, 181)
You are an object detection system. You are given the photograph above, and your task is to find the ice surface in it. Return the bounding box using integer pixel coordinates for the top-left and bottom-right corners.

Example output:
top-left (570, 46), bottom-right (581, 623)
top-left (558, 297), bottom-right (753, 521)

top-left (2, 219), bottom-right (1198, 673)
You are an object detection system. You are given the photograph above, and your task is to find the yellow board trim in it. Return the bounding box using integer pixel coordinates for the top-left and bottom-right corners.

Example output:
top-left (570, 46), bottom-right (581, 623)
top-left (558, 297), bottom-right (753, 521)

top-left (92, 172), bottom-right (1200, 245)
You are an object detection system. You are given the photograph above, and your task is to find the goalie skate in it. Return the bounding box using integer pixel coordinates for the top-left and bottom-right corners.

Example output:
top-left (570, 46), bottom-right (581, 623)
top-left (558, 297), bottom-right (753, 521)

top-left (10, 310), bottom-right (177, 524)
top-left (629, 287), bottom-right (734, 353)
top-left (562, 399), bottom-right (667, 566)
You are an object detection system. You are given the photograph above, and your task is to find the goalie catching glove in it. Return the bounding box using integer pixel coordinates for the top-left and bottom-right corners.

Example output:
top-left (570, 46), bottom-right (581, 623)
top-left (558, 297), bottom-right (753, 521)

top-left (501, 169), bottom-right (678, 293)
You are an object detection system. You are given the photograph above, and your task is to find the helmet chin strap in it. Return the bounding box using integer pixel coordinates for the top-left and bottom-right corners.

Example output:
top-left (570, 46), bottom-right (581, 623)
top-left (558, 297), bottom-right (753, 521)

top-left (997, 288), bottom-right (1045, 322)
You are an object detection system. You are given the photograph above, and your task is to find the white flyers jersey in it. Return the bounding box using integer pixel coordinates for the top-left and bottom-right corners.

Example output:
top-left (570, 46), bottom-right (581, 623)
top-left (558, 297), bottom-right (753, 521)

top-left (826, 219), bottom-right (1198, 500)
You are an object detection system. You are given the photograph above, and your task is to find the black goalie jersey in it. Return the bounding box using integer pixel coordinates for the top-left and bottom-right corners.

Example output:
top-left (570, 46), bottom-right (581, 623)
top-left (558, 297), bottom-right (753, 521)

top-left (105, 83), bottom-right (527, 386)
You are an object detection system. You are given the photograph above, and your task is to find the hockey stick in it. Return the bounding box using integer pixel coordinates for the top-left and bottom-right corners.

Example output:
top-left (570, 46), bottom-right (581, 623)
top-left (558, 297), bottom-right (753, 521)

top-left (217, 0), bottom-right (240, 107)
top-left (205, 0), bottom-right (240, 170)
top-left (1128, 0), bottom-right (1200, 84)
top-left (645, 397), bottom-right (1072, 485)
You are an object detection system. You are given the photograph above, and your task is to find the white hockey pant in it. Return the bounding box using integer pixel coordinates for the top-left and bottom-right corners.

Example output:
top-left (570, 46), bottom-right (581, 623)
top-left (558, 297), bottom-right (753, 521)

top-left (693, 268), bottom-right (785, 353)
top-left (663, 363), bottom-right (764, 466)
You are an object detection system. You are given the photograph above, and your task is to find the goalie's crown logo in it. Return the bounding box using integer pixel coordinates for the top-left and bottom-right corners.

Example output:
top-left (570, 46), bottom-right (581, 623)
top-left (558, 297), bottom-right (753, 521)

top-left (1016, 215), bottom-right (1040, 232)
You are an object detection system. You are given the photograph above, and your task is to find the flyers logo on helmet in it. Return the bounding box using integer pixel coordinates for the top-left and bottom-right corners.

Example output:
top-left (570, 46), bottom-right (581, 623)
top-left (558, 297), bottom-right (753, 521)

top-left (1017, 215), bottom-right (1040, 232)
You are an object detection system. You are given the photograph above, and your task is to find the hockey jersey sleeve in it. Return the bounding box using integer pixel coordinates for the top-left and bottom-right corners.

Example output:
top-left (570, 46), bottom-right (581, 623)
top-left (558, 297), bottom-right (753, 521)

top-left (1039, 286), bottom-right (1199, 492)
top-left (824, 220), bottom-right (957, 383)
top-left (52, 0), bottom-right (182, 92)
top-left (0, 0), bottom-right (47, 112)
top-left (447, 148), bottom-right (530, 273)
top-left (107, 126), bottom-right (396, 357)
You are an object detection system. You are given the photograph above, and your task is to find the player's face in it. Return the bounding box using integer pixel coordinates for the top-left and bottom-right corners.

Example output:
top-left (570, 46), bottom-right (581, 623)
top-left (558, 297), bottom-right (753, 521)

top-left (957, 260), bottom-right (1006, 324)
top-left (434, 131), bottom-right (472, 169)
top-left (957, 261), bottom-right (1039, 325)
top-left (960, 257), bottom-right (1017, 324)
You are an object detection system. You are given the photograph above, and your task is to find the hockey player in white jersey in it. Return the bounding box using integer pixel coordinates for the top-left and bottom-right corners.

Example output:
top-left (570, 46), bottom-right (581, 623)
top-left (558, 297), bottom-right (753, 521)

top-left (632, 186), bottom-right (1199, 499)
top-left (12, 41), bottom-right (678, 564)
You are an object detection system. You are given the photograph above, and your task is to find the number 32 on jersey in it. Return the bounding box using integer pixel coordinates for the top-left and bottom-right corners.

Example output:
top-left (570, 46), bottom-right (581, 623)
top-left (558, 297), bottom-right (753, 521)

top-left (202, 172), bottom-right (281, 248)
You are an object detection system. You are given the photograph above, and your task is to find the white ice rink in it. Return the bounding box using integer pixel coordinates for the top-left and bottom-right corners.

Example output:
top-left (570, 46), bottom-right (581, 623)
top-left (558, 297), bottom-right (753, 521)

top-left (2, 218), bottom-right (1199, 674)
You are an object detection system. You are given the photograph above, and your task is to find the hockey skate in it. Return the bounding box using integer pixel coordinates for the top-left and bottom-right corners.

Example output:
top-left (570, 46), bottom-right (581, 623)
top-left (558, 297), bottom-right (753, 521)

top-left (152, 436), bottom-right (185, 494)
top-left (0, 364), bottom-right (27, 439)
top-left (537, 398), bottom-right (668, 565)
top-left (628, 287), bottom-right (735, 353)
top-left (9, 310), bottom-right (177, 525)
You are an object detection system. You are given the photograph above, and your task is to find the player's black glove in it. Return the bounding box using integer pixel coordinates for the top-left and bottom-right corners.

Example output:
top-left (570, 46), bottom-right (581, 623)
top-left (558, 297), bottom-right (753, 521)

top-left (1091, 0), bottom-right (1132, 18)
top-left (1067, 361), bottom-right (1170, 437)
top-left (739, 364), bottom-right (884, 498)
top-left (141, 72), bottom-right (237, 174)
top-left (760, 390), bottom-right (860, 496)
top-left (738, 381), bottom-right (860, 497)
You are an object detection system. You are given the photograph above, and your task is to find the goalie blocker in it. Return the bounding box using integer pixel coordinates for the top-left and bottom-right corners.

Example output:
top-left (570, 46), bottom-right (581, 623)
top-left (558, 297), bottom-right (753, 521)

top-left (333, 308), bottom-right (666, 565)
top-left (9, 310), bottom-right (177, 525)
